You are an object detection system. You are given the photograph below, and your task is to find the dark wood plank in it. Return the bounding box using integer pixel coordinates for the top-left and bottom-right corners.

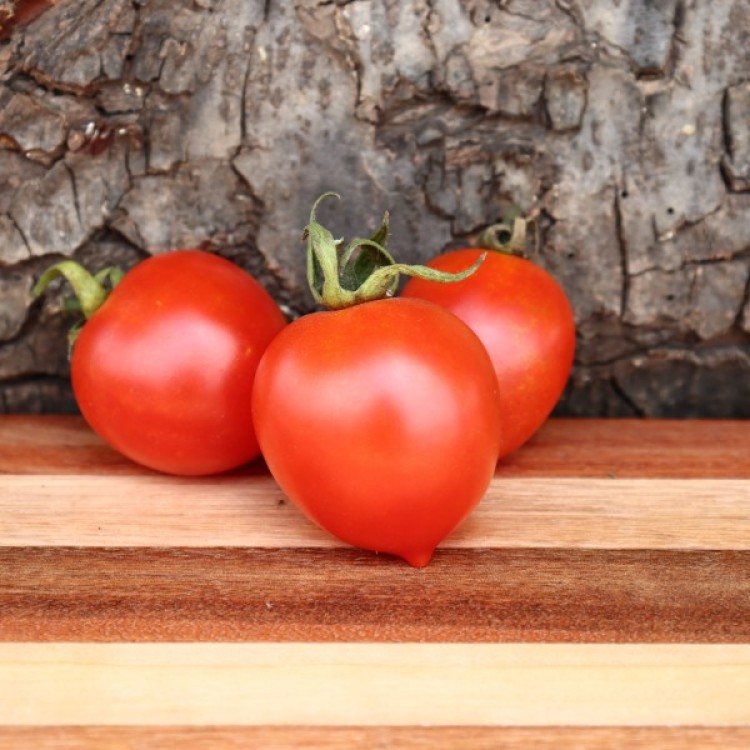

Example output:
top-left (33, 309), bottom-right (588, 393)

top-left (2, 416), bottom-right (750, 477)
top-left (1, 727), bottom-right (750, 750)
top-left (503, 418), bottom-right (750, 478)
top-left (1, 548), bottom-right (748, 642)
top-left (0, 416), bottom-right (141, 476)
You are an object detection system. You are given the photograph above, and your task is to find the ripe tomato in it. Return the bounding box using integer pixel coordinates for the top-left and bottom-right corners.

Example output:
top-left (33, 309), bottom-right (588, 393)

top-left (252, 297), bottom-right (501, 567)
top-left (50, 251), bottom-right (286, 475)
top-left (402, 249), bottom-right (575, 459)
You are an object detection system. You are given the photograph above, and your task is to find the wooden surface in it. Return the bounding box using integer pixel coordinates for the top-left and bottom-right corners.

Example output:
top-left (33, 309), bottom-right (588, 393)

top-left (1, 416), bottom-right (749, 747)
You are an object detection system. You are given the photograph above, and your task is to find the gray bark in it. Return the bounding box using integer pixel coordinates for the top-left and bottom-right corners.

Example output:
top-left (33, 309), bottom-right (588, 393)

top-left (0, 0), bottom-right (749, 416)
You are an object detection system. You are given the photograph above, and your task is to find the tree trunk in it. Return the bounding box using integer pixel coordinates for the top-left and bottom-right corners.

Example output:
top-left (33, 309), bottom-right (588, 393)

top-left (1, 0), bottom-right (749, 416)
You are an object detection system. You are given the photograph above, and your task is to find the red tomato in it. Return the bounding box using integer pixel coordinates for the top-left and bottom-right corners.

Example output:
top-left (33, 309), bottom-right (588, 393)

top-left (71, 251), bottom-right (286, 475)
top-left (402, 250), bottom-right (575, 459)
top-left (252, 297), bottom-right (501, 567)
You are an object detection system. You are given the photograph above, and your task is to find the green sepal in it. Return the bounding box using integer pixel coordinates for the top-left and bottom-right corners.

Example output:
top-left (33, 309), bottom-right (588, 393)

top-left (477, 215), bottom-right (527, 257)
top-left (62, 297), bottom-right (84, 314)
top-left (34, 260), bottom-right (124, 357)
top-left (357, 253), bottom-right (486, 302)
top-left (33, 260), bottom-right (109, 320)
top-left (340, 228), bottom-right (397, 297)
top-left (60, 266), bottom-right (124, 314)
top-left (303, 193), bottom-right (485, 310)
top-left (94, 266), bottom-right (125, 289)
top-left (368, 210), bottom-right (390, 250)
top-left (305, 192), bottom-right (342, 307)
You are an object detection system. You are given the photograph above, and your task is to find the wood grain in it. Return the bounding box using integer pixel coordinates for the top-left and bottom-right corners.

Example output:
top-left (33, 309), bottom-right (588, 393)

top-left (1, 416), bottom-right (749, 744)
top-left (2, 416), bottom-right (749, 478)
top-left (4, 727), bottom-right (750, 750)
top-left (2, 643), bottom-right (750, 726)
top-left (2, 475), bottom-right (749, 549)
top-left (1, 548), bottom-right (748, 643)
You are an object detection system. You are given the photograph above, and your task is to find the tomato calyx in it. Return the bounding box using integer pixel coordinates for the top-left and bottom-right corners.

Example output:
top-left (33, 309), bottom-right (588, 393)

top-left (476, 215), bottom-right (528, 257)
top-left (304, 192), bottom-right (485, 310)
top-left (33, 260), bottom-right (124, 349)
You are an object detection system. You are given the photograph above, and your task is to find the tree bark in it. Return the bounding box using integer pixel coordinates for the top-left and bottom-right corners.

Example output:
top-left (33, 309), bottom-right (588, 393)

top-left (1, 0), bottom-right (749, 416)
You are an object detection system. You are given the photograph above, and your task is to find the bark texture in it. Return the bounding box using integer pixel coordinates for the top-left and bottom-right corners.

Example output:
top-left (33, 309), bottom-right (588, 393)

top-left (0, 0), bottom-right (749, 416)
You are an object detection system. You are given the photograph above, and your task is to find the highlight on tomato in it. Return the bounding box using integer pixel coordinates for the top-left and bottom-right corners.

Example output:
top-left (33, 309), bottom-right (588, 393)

top-left (34, 250), bottom-right (287, 475)
top-left (252, 194), bottom-right (501, 567)
top-left (402, 216), bottom-right (575, 460)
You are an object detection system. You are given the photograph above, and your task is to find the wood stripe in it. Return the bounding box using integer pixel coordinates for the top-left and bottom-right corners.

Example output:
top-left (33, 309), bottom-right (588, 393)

top-left (2, 416), bottom-right (750, 479)
top-left (507, 418), bottom-right (750, 478)
top-left (1, 549), bottom-right (747, 643)
top-left (1, 474), bottom-right (749, 549)
top-left (2, 726), bottom-right (750, 750)
top-left (1, 643), bottom-right (749, 726)
top-left (2, 418), bottom-right (748, 742)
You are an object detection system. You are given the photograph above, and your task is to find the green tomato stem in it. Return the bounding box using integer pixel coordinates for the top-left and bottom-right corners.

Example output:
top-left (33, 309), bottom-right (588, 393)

top-left (33, 260), bottom-right (110, 319)
top-left (304, 193), bottom-right (485, 310)
top-left (33, 261), bottom-right (124, 353)
top-left (356, 253), bottom-right (486, 304)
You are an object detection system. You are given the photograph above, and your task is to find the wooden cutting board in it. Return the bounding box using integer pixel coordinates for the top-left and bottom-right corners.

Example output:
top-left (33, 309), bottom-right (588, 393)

top-left (1, 416), bottom-right (749, 748)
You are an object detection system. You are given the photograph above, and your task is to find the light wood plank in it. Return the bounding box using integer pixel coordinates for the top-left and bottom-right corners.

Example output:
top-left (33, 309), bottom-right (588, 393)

top-left (1, 644), bottom-right (749, 726)
top-left (3, 726), bottom-right (750, 750)
top-left (1, 474), bottom-right (749, 549)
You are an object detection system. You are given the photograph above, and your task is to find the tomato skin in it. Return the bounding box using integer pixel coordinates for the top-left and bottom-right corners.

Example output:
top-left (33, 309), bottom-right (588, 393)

top-left (252, 297), bottom-right (501, 567)
top-left (402, 250), bottom-right (575, 459)
top-left (71, 250), bottom-right (286, 475)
